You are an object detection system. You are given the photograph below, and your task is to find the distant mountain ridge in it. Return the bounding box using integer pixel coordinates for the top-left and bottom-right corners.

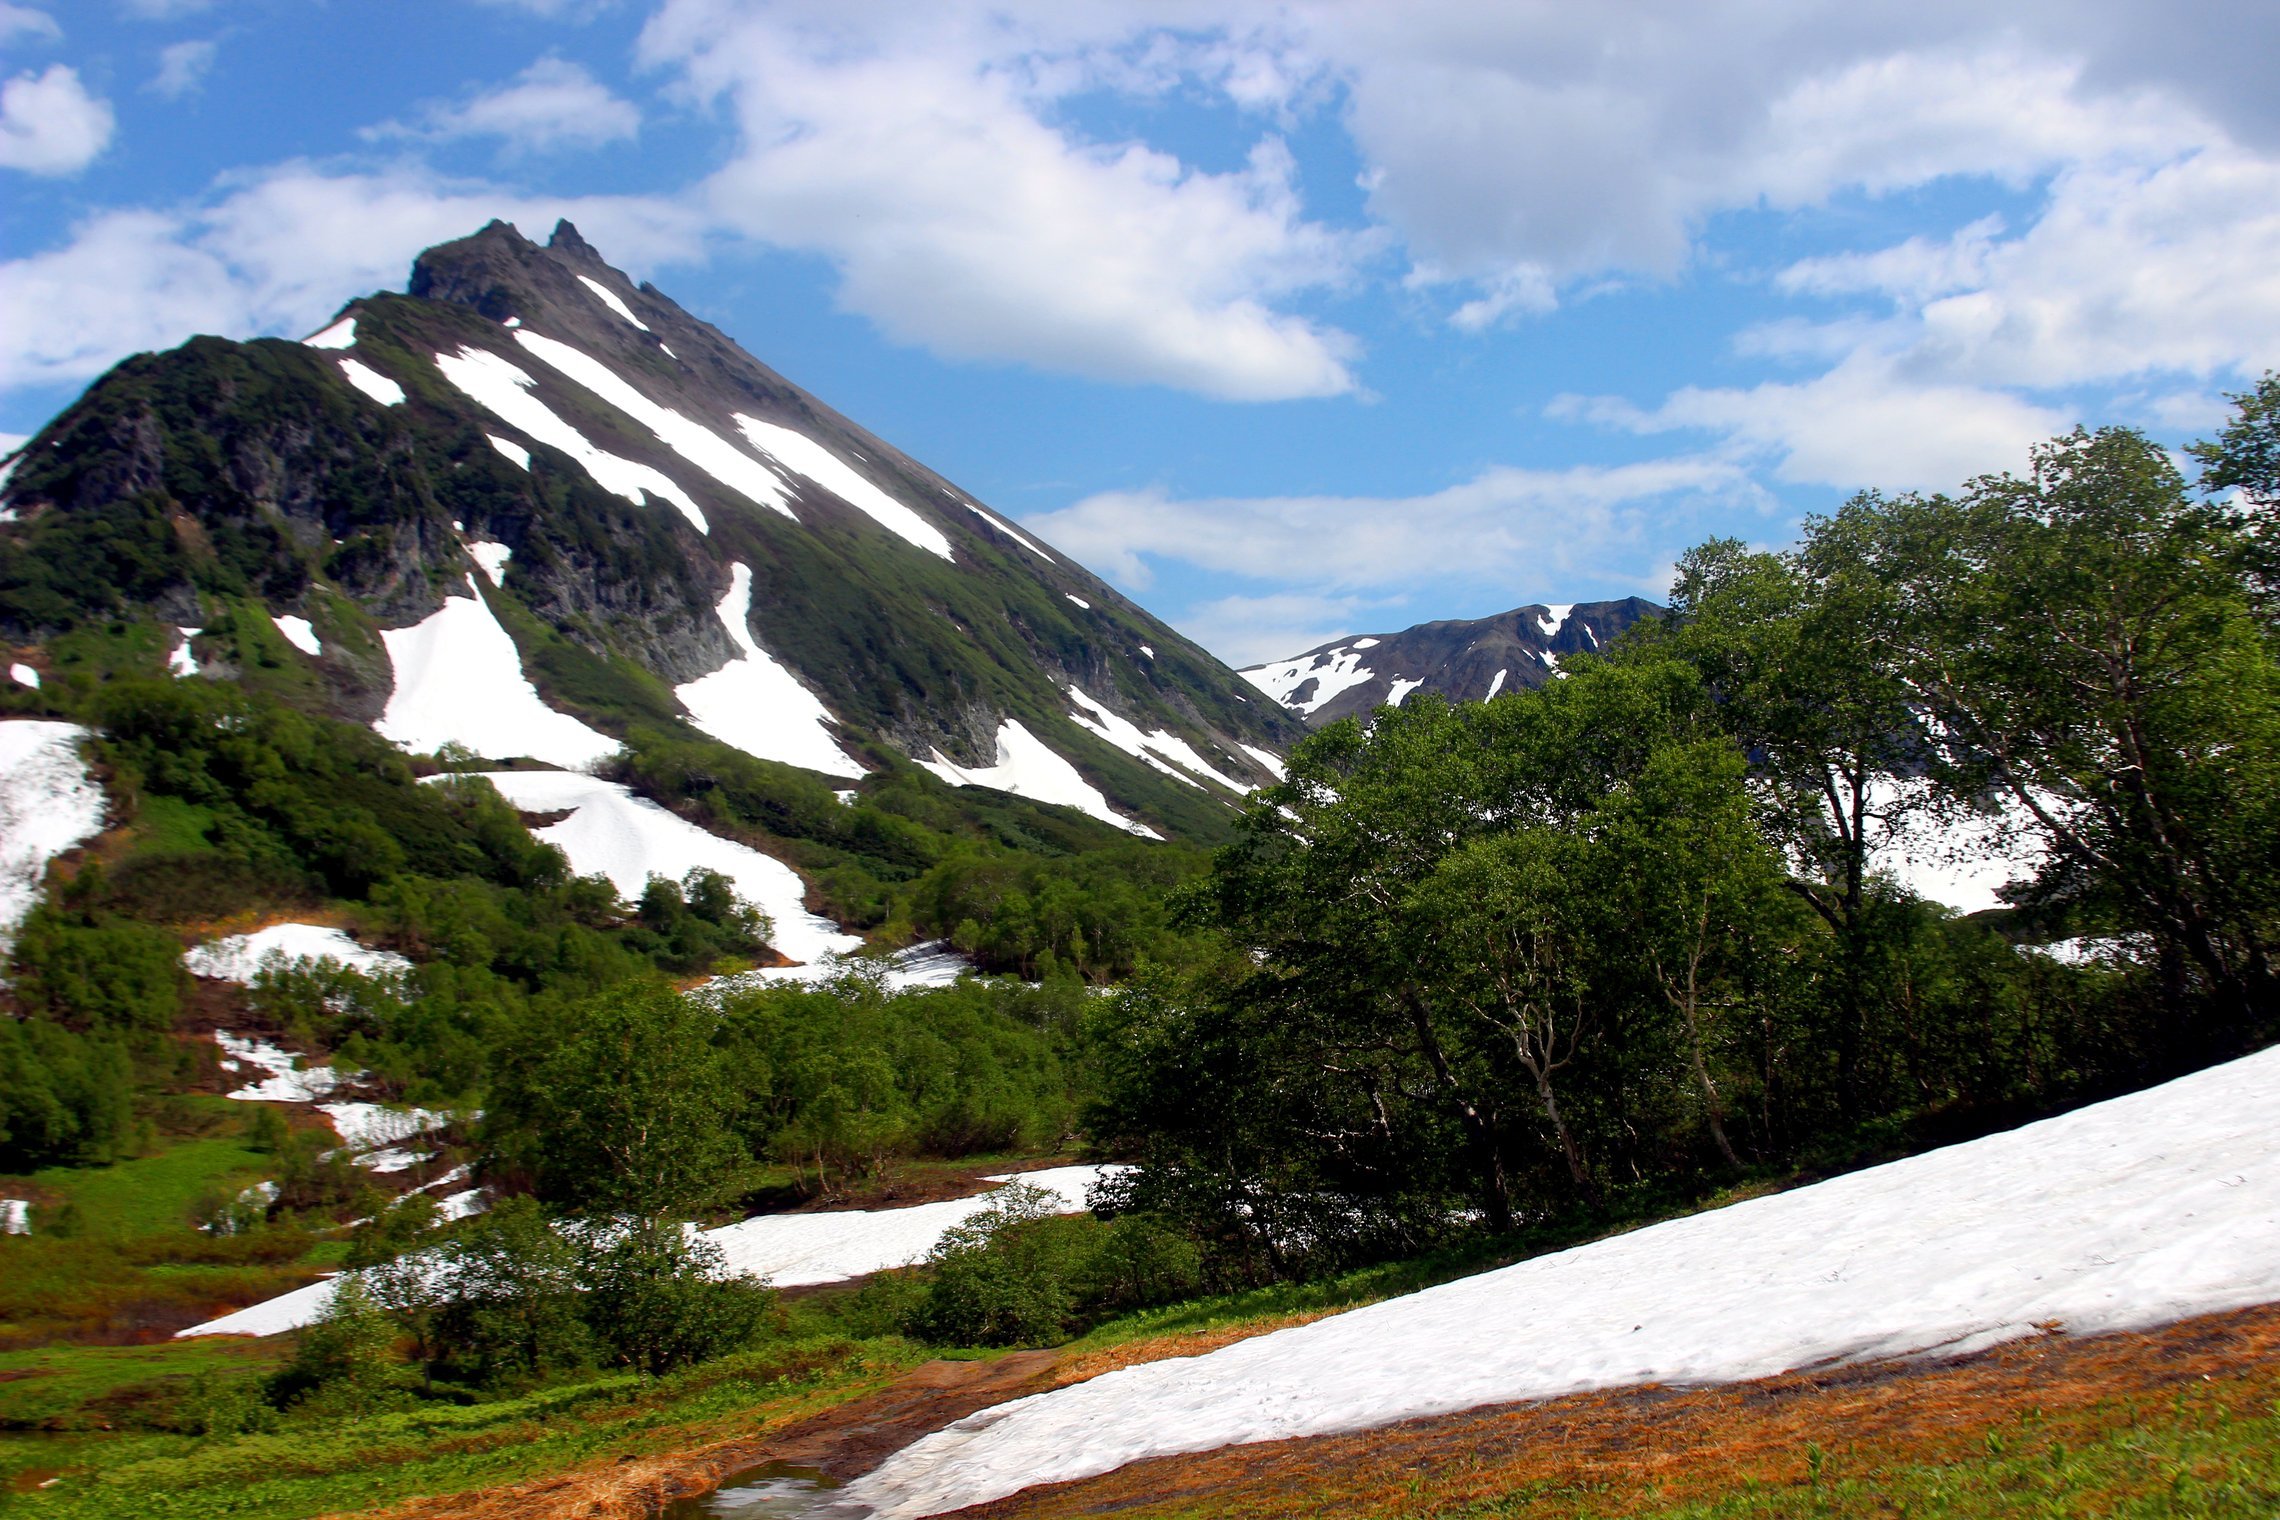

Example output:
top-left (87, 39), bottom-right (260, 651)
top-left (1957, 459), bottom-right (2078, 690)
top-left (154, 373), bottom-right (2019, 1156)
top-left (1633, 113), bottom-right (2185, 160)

top-left (1242, 598), bottom-right (1660, 726)
top-left (0, 219), bottom-right (1304, 841)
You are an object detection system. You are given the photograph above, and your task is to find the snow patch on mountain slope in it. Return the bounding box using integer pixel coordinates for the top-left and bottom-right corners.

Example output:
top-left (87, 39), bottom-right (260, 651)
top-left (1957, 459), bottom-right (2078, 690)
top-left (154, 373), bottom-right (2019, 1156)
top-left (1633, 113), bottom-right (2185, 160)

top-left (185, 923), bottom-right (409, 984)
top-left (511, 331), bottom-right (792, 523)
top-left (1535, 604), bottom-right (1575, 637)
top-left (1065, 594), bottom-right (1090, 610)
top-left (337, 358), bottom-right (404, 407)
top-left (1242, 646), bottom-right (1378, 717)
top-left (575, 274), bottom-right (650, 331)
top-left (8, 663), bottom-right (35, 688)
top-left (376, 577), bottom-right (618, 769)
top-left (963, 503), bottom-right (1054, 562)
top-left (919, 721), bottom-right (1160, 839)
top-left (321, 1103), bottom-right (447, 1153)
top-left (0, 721), bottom-right (104, 952)
top-left (706, 939), bottom-right (976, 997)
top-left (466, 540), bottom-right (512, 585)
top-left (271, 614), bottom-right (321, 656)
top-left (1385, 677), bottom-right (1425, 707)
top-left (1485, 669), bottom-right (1508, 699)
top-left (433, 345), bottom-right (710, 534)
top-left (169, 627), bottom-right (199, 677)
top-left (1239, 744), bottom-right (1286, 781)
top-left (487, 434), bottom-right (530, 470)
top-left (213, 1032), bottom-right (347, 1104)
top-left (734, 415), bottom-right (954, 561)
top-left (1065, 686), bottom-right (1248, 792)
top-left (674, 563), bottom-right (865, 779)
top-left (841, 1042), bottom-right (2280, 1519)
top-left (466, 769), bottom-right (861, 965)
top-left (302, 317), bottom-right (357, 350)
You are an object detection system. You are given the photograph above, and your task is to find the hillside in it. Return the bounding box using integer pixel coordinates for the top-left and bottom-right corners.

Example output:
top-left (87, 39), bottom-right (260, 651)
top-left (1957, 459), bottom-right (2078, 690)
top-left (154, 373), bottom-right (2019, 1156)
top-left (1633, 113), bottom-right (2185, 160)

top-left (1240, 598), bottom-right (1657, 726)
top-left (0, 219), bottom-right (1301, 847)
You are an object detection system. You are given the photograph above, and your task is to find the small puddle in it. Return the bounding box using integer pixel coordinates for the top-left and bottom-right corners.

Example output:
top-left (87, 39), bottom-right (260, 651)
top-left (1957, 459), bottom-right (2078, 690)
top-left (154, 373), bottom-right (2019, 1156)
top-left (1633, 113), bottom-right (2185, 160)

top-left (661, 1461), bottom-right (844, 1518)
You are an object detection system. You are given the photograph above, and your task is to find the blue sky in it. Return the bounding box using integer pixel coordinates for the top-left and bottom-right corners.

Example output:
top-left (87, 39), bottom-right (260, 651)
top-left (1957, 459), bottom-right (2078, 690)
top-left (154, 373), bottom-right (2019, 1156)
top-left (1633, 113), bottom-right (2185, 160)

top-left (5, 1), bottom-right (2278, 665)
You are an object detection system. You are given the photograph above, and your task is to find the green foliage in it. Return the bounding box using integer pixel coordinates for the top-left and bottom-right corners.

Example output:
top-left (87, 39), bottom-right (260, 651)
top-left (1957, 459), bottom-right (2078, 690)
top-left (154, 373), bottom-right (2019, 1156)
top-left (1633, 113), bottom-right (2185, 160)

top-left (0, 1018), bottom-right (133, 1169)
top-left (9, 905), bottom-right (187, 1033)
top-left (265, 1276), bottom-right (399, 1415)
top-left (577, 1219), bottom-right (773, 1376)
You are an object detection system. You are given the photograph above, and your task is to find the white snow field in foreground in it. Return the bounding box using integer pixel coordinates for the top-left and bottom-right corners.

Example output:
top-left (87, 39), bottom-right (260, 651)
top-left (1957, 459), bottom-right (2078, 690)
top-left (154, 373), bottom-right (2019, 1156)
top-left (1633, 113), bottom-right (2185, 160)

top-left (184, 922), bottom-right (411, 984)
top-left (466, 769), bottom-right (860, 965)
top-left (919, 720), bottom-right (1160, 839)
top-left (178, 1165), bottom-right (1119, 1337)
top-left (675, 563), bottom-right (865, 779)
top-left (735, 414), bottom-right (954, 561)
top-left (0, 721), bottom-right (105, 951)
top-left (840, 1043), bottom-right (2280, 1519)
top-left (376, 577), bottom-right (618, 769)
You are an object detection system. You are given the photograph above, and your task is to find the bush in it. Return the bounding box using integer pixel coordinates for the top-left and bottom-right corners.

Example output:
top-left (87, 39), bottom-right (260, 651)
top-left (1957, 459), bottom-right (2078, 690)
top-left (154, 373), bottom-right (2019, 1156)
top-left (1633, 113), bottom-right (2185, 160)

top-left (579, 1219), bottom-right (773, 1376)
top-left (907, 1183), bottom-right (1096, 1347)
top-left (0, 1016), bottom-right (132, 1168)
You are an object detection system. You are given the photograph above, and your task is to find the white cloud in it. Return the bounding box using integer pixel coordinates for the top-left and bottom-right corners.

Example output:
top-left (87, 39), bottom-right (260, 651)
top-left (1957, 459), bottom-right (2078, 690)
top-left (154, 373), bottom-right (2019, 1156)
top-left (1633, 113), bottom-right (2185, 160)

top-left (1173, 591), bottom-right (1390, 668)
top-left (148, 37), bottom-right (216, 100)
top-left (375, 56), bottom-right (640, 153)
top-left (118, 0), bottom-right (212, 16)
top-left (1025, 455), bottom-right (1759, 598)
top-left (0, 64), bottom-right (113, 175)
top-left (0, 4), bottom-right (57, 44)
top-left (641, 3), bottom-right (1361, 401)
top-left (0, 166), bottom-right (702, 392)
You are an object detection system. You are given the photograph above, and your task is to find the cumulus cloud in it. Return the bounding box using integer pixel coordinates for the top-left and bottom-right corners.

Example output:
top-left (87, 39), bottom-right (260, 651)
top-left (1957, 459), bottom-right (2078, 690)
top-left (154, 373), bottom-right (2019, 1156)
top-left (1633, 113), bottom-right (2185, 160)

top-left (0, 165), bottom-right (702, 392)
top-left (374, 56), bottom-right (640, 152)
top-left (1175, 591), bottom-right (1396, 668)
top-left (148, 38), bottom-right (217, 100)
top-left (0, 64), bottom-right (113, 175)
top-left (641, 2), bottom-right (1362, 401)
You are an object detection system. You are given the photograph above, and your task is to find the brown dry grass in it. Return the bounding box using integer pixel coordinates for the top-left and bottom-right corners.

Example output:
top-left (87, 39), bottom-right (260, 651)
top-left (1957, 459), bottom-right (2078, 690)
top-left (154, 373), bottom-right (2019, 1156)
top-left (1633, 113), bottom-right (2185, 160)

top-left (951, 1302), bottom-right (2280, 1519)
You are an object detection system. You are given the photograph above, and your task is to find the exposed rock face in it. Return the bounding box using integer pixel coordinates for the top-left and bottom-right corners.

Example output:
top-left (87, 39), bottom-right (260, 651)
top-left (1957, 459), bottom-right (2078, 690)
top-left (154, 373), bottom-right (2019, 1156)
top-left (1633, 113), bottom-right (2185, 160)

top-left (1243, 599), bottom-right (1660, 726)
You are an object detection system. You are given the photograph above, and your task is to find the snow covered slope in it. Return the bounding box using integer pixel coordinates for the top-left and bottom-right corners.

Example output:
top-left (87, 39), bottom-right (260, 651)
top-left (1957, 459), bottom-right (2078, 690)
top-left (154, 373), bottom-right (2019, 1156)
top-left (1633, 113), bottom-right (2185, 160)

top-left (1243, 599), bottom-right (1658, 728)
top-left (0, 720), bottom-right (105, 952)
top-left (840, 1041), bottom-right (2280, 1518)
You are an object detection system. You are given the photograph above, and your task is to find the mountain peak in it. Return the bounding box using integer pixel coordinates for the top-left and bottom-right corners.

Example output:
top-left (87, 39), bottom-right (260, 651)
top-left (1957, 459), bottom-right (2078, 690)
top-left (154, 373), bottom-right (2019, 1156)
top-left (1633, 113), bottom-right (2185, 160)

top-left (547, 219), bottom-right (603, 262)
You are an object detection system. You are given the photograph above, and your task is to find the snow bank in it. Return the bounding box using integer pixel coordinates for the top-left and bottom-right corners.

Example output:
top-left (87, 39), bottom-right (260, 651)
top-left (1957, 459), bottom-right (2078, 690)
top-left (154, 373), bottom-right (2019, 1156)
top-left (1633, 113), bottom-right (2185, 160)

top-left (919, 720), bottom-right (1159, 839)
top-left (184, 923), bottom-right (410, 983)
top-left (337, 358), bottom-right (405, 407)
top-left (465, 770), bottom-right (860, 965)
top-left (709, 939), bottom-right (975, 997)
top-left (512, 331), bottom-right (792, 524)
top-left (1065, 594), bottom-right (1090, 610)
top-left (1241, 645), bottom-right (1378, 717)
top-left (675, 563), bottom-right (865, 779)
top-left (213, 1032), bottom-right (347, 1104)
top-left (271, 614), bottom-right (321, 657)
top-left (303, 317), bottom-right (357, 350)
top-left (179, 1164), bottom-right (1122, 1337)
top-left (320, 1102), bottom-right (446, 1152)
top-left (575, 274), bottom-right (650, 331)
top-left (434, 344), bottom-right (710, 534)
top-left (962, 504), bottom-right (1053, 562)
top-left (169, 627), bottom-right (200, 678)
top-left (486, 435), bottom-right (530, 470)
top-left (1535, 603), bottom-right (1574, 637)
top-left (1384, 677), bottom-right (1426, 706)
top-left (843, 1043), bottom-right (2280, 1519)
top-left (1238, 744), bottom-right (1285, 781)
top-left (0, 721), bottom-right (105, 952)
top-left (376, 577), bottom-right (618, 769)
top-left (735, 414), bottom-right (953, 561)
top-left (8, 662), bottom-right (35, 688)
top-left (1065, 686), bottom-right (1247, 792)
top-left (1866, 777), bottom-right (2045, 916)
top-left (466, 540), bottom-right (512, 585)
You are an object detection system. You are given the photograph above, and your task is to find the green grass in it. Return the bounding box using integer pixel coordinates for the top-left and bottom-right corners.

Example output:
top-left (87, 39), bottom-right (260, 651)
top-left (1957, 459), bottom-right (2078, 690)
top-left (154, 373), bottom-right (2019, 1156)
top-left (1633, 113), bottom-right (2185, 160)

top-left (24, 1137), bottom-right (269, 1242)
top-left (0, 1340), bottom-right (282, 1432)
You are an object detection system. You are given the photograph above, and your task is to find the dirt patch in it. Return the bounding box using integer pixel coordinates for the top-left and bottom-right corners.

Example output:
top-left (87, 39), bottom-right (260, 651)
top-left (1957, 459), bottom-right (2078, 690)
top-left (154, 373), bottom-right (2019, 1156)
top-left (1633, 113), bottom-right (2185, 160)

top-left (948, 1301), bottom-right (2280, 1518)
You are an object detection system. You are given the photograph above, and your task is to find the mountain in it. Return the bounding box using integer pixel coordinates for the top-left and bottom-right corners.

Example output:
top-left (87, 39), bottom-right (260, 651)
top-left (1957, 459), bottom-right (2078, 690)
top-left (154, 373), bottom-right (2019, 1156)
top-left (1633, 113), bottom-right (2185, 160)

top-left (1240, 598), bottom-right (1659, 726)
top-left (0, 219), bottom-right (1303, 843)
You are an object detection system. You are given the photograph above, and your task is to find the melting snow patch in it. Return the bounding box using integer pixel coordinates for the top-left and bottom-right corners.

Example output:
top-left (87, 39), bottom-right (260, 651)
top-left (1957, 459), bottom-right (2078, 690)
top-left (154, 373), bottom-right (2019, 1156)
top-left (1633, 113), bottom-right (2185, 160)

top-left (302, 317), bottom-right (357, 350)
top-left (842, 1043), bottom-right (2280, 1519)
top-left (1239, 744), bottom-right (1286, 781)
top-left (660, 343), bottom-right (676, 359)
top-left (1535, 604), bottom-right (1574, 638)
top-left (434, 345), bottom-right (711, 534)
top-left (1486, 669), bottom-right (1509, 699)
top-left (1242, 646), bottom-right (1379, 718)
top-left (575, 274), bottom-right (650, 331)
top-left (962, 503), bottom-right (1054, 562)
top-left (919, 720), bottom-right (1160, 838)
top-left (0, 1200), bottom-right (27, 1235)
top-left (185, 923), bottom-right (410, 984)
top-left (466, 540), bottom-right (512, 585)
top-left (319, 1102), bottom-right (446, 1152)
top-left (1139, 645), bottom-right (1154, 659)
top-left (464, 770), bottom-right (861, 965)
top-left (735, 414), bottom-right (954, 560)
top-left (376, 578), bottom-right (618, 769)
top-left (1065, 594), bottom-right (1090, 610)
top-left (834, 789), bottom-right (859, 806)
top-left (169, 627), bottom-right (200, 678)
top-left (8, 662), bottom-right (35, 688)
top-left (213, 1032), bottom-right (348, 1104)
top-left (1065, 686), bottom-right (1248, 792)
top-left (512, 331), bottom-right (791, 525)
top-left (0, 722), bottom-right (105, 952)
top-left (337, 357), bottom-right (405, 406)
top-left (487, 434), bottom-right (530, 470)
top-left (434, 1187), bottom-right (488, 1222)
top-left (271, 614), bottom-right (321, 657)
top-left (1866, 777), bottom-right (2045, 915)
top-left (674, 564), bottom-right (864, 779)
top-left (1385, 677), bottom-right (1426, 706)
top-left (712, 938), bottom-right (977, 997)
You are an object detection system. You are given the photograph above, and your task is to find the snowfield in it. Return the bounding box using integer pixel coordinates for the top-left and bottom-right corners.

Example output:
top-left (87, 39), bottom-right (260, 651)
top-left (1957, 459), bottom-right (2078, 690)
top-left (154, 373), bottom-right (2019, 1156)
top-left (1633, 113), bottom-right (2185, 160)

top-left (213, 1032), bottom-right (347, 1104)
top-left (302, 317), bottom-right (357, 350)
top-left (0, 721), bottom-right (106, 952)
top-left (184, 922), bottom-right (411, 983)
top-left (675, 563), bottom-right (866, 779)
top-left (1065, 686), bottom-right (1248, 792)
top-left (919, 720), bottom-right (1160, 839)
top-left (576, 274), bottom-right (650, 331)
top-left (270, 613), bottom-right (322, 656)
top-left (1241, 644), bottom-right (1379, 717)
top-left (463, 769), bottom-right (861, 965)
top-left (839, 1042), bottom-right (2280, 1519)
top-left (962, 503), bottom-right (1053, 562)
top-left (178, 1164), bottom-right (1122, 1338)
top-left (734, 414), bottom-right (955, 561)
top-left (336, 357), bottom-right (405, 407)
top-left (376, 577), bottom-right (618, 769)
